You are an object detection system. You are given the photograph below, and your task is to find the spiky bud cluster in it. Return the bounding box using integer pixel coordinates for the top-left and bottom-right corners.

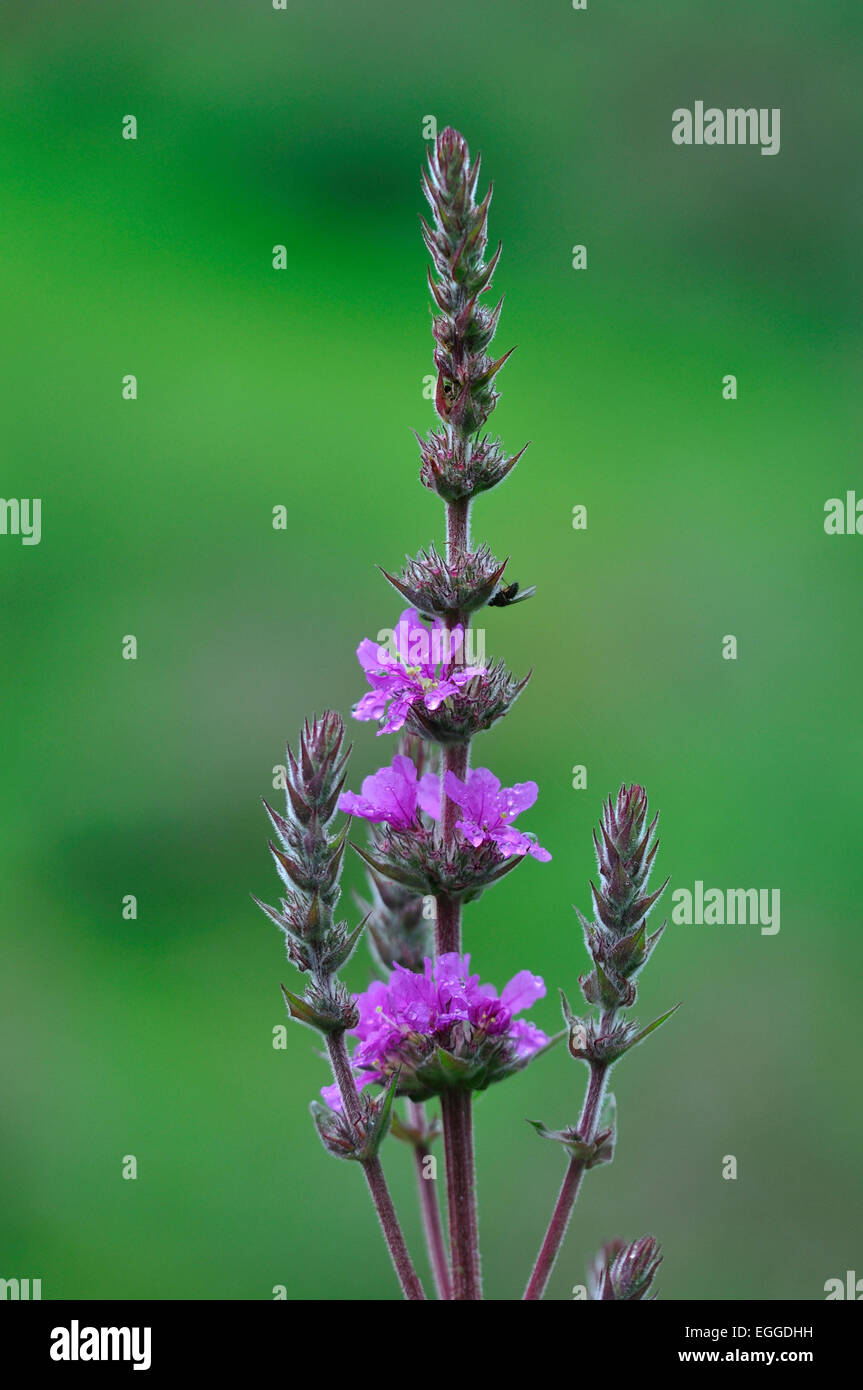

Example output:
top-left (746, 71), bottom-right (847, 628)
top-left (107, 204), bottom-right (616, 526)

top-left (532, 786), bottom-right (675, 1188)
top-left (382, 543), bottom-right (507, 619)
top-left (556, 784), bottom-right (675, 1066)
top-left (421, 127), bottom-right (514, 437)
top-left (577, 785), bottom-right (668, 1012)
top-left (529, 1094), bottom-right (616, 1169)
top-left (357, 823), bottom-right (524, 903)
top-left (587, 1236), bottom-right (663, 1301)
top-left (254, 712), bottom-right (361, 1032)
top-left (412, 129), bottom-right (532, 639)
top-left (310, 1079), bottom-right (397, 1163)
top-left (360, 870), bottom-right (432, 974)
top-left (562, 993), bottom-right (679, 1066)
top-left (418, 428), bottom-right (528, 503)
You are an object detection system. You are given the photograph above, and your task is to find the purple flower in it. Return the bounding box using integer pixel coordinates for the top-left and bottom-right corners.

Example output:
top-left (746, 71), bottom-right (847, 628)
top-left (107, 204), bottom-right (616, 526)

top-left (444, 767), bottom-right (552, 862)
top-left (353, 608), bottom-right (486, 735)
top-left (338, 753), bottom-right (439, 830)
top-left (321, 953), bottom-right (549, 1107)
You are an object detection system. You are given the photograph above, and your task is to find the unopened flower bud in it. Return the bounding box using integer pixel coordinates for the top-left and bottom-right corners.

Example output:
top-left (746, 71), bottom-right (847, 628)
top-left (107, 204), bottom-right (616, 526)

top-left (587, 1236), bottom-right (662, 1300)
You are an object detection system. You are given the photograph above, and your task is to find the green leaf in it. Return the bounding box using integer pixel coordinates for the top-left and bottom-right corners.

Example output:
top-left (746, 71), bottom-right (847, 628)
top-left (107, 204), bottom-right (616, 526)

top-left (628, 1002), bottom-right (681, 1049)
top-left (324, 918), bottom-right (366, 972)
top-left (363, 1070), bottom-right (400, 1157)
top-left (526, 1118), bottom-right (597, 1163)
top-left (593, 959), bottom-right (622, 1009)
top-left (559, 987), bottom-right (577, 1025)
top-left (481, 855), bottom-right (523, 888)
top-left (348, 842), bottom-right (428, 891)
top-left (527, 1118), bottom-right (557, 1141)
top-left (280, 984), bottom-right (342, 1035)
top-left (533, 1028), bottom-right (567, 1060)
top-left (434, 1045), bottom-right (473, 1077)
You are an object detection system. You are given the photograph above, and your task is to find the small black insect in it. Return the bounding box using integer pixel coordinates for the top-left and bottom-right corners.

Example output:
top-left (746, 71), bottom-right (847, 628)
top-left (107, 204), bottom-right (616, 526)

top-left (488, 581), bottom-right (536, 608)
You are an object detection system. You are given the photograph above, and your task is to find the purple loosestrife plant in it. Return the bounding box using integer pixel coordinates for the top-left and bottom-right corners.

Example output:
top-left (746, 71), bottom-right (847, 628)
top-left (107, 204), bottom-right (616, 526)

top-left (256, 130), bottom-right (677, 1302)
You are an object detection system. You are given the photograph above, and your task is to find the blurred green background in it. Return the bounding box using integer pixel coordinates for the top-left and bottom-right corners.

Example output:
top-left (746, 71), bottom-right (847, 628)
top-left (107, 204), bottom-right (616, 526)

top-left (2, 0), bottom-right (861, 1301)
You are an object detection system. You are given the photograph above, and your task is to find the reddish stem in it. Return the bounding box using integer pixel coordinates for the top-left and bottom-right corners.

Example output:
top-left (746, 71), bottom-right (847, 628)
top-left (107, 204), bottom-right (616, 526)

top-left (430, 492), bottom-right (483, 1299)
top-left (436, 736), bottom-right (468, 956)
top-left (446, 494), bottom-right (471, 574)
top-left (326, 1031), bottom-right (426, 1301)
top-left (408, 1101), bottom-right (453, 1301)
top-left (523, 1055), bottom-right (612, 1301)
top-left (441, 1089), bottom-right (482, 1300)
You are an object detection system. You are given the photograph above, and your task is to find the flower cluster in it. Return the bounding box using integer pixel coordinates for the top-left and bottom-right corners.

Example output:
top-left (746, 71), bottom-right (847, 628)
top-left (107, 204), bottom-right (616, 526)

top-left (445, 768), bottom-right (551, 862)
top-left (353, 608), bottom-right (485, 735)
top-left (404, 658), bottom-right (530, 747)
top-left (321, 953), bottom-right (549, 1105)
top-left (338, 754), bottom-right (551, 898)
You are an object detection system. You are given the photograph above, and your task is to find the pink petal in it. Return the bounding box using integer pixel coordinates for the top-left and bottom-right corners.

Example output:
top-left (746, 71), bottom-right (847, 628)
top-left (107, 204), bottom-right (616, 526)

top-left (500, 780), bottom-right (539, 819)
top-left (417, 772), bottom-right (441, 819)
top-left (501, 969), bottom-right (546, 1013)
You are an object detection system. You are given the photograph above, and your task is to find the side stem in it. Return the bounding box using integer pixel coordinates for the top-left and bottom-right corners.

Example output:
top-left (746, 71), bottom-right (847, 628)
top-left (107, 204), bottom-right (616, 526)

top-left (326, 1030), bottom-right (426, 1301)
top-left (408, 1101), bottom-right (452, 1300)
top-left (522, 1015), bottom-right (616, 1301)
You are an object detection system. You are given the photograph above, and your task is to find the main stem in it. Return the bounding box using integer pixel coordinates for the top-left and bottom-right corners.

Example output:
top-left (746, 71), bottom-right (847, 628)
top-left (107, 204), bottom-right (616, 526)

top-left (433, 491), bottom-right (482, 1299)
top-left (436, 737), bottom-right (467, 956)
top-left (437, 493), bottom-right (472, 949)
top-left (523, 1011), bottom-right (616, 1301)
top-left (326, 1030), bottom-right (426, 1301)
top-left (441, 1089), bottom-right (481, 1300)
top-left (445, 493), bottom-right (471, 568)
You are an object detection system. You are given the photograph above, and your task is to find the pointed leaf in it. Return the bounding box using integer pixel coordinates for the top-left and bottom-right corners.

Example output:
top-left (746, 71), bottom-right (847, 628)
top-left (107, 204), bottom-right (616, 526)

top-left (348, 841), bottom-right (428, 891)
top-left (434, 1045), bottom-right (472, 1077)
top-left (250, 893), bottom-right (289, 934)
top-left (364, 1070), bottom-right (400, 1157)
top-left (628, 1003), bottom-right (681, 1050)
top-left (559, 987), bottom-right (576, 1026)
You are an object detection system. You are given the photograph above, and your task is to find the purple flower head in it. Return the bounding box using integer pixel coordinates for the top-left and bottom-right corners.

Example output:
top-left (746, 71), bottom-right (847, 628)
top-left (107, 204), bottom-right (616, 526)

top-left (338, 753), bottom-right (439, 830)
top-left (321, 953), bottom-right (549, 1107)
top-left (353, 608), bottom-right (486, 735)
top-left (444, 767), bottom-right (552, 862)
